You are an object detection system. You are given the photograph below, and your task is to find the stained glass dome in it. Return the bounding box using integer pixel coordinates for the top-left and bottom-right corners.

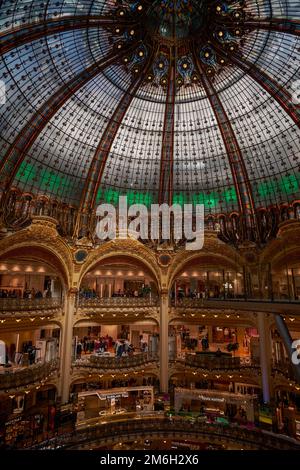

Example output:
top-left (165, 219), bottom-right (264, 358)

top-left (0, 0), bottom-right (299, 226)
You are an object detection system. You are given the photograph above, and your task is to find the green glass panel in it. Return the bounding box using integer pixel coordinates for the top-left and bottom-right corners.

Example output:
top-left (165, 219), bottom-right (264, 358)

top-left (222, 187), bottom-right (237, 203)
top-left (104, 189), bottom-right (120, 205)
top-left (39, 170), bottom-right (68, 195)
top-left (280, 174), bottom-right (299, 195)
top-left (173, 192), bottom-right (188, 206)
top-left (257, 180), bottom-right (278, 198)
top-left (192, 192), bottom-right (217, 207)
top-left (16, 162), bottom-right (37, 184)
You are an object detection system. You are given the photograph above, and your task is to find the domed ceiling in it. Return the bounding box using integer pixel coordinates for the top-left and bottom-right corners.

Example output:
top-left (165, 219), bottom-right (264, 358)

top-left (0, 0), bottom-right (299, 220)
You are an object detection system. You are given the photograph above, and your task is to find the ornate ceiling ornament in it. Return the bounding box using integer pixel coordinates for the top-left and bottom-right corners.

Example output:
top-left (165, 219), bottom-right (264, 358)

top-left (107, 0), bottom-right (248, 89)
top-left (1, 0), bottom-right (299, 244)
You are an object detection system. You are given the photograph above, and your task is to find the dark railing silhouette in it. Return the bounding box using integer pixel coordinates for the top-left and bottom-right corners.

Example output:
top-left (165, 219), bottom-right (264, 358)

top-left (78, 297), bottom-right (159, 308)
top-left (184, 354), bottom-right (256, 370)
top-left (29, 415), bottom-right (300, 450)
top-left (172, 297), bottom-right (300, 307)
top-left (182, 355), bottom-right (296, 381)
top-left (0, 359), bottom-right (59, 390)
top-left (73, 353), bottom-right (157, 370)
top-left (0, 298), bottom-right (62, 315)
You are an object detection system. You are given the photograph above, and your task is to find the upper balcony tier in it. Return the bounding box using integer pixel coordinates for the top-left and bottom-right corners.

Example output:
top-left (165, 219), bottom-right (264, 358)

top-left (172, 298), bottom-right (300, 315)
top-left (0, 298), bottom-right (63, 318)
top-left (30, 415), bottom-right (300, 451)
top-left (73, 352), bottom-right (157, 372)
top-left (0, 359), bottom-right (59, 391)
top-left (181, 354), bottom-right (295, 379)
top-left (76, 297), bottom-right (160, 322)
top-left (78, 297), bottom-right (159, 308)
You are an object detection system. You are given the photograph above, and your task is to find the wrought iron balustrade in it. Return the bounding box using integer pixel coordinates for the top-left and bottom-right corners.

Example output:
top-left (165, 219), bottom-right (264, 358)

top-left (74, 352), bottom-right (157, 370)
top-left (172, 297), bottom-right (300, 307)
top-left (0, 359), bottom-right (59, 390)
top-left (183, 355), bottom-right (297, 381)
top-left (78, 297), bottom-right (159, 308)
top-left (30, 415), bottom-right (300, 450)
top-left (184, 354), bottom-right (258, 370)
top-left (0, 298), bottom-right (62, 315)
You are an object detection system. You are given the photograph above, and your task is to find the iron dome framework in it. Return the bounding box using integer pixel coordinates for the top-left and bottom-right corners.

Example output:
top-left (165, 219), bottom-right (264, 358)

top-left (0, 0), bottom-right (299, 242)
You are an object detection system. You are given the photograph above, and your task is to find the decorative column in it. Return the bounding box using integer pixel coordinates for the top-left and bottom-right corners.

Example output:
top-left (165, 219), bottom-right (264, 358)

top-left (60, 289), bottom-right (77, 403)
top-left (257, 313), bottom-right (272, 403)
top-left (160, 290), bottom-right (169, 393)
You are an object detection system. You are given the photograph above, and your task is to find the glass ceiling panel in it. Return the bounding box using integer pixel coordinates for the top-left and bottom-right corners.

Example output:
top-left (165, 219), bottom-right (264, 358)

top-left (0, 0), bottom-right (299, 215)
top-left (219, 72), bottom-right (300, 207)
top-left (100, 85), bottom-right (166, 207)
top-left (13, 63), bottom-right (133, 205)
top-left (0, 26), bottom-right (112, 179)
top-left (173, 89), bottom-right (238, 214)
top-left (0, 1), bottom-right (111, 33)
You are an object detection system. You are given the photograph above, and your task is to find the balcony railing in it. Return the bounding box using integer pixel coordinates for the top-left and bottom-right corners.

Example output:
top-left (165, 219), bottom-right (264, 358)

top-left (0, 359), bottom-right (59, 390)
top-left (78, 297), bottom-right (159, 308)
top-left (183, 354), bottom-right (259, 370)
top-left (0, 298), bottom-right (62, 315)
top-left (271, 359), bottom-right (295, 379)
top-left (183, 355), bottom-right (296, 380)
top-left (173, 297), bottom-right (300, 307)
top-left (73, 353), bottom-right (157, 370)
top-left (30, 415), bottom-right (300, 450)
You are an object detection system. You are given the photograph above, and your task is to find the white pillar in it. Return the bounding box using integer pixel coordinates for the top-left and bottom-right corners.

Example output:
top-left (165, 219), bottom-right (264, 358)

top-left (257, 313), bottom-right (272, 403)
top-left (60, 290), bottom-right (76, 403)
top-left (160, 291), bottom-right (169, 393)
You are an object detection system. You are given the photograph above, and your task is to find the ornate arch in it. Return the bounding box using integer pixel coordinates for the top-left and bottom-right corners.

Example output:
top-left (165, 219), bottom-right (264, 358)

top-left (260, 220), bottom-right (300, 269)
top-left (78, 238), bottom-right (162, 290)
top-left (0, 216), bottom-right (73, 289)
top-left (167, 235), bottom-right (245, 290)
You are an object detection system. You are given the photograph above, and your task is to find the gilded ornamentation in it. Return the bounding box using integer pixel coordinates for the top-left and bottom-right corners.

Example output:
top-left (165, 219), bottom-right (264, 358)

top-left (78, 238), bottom-right (162, 288)
top-left (0, 216), bottom-right (74, 288)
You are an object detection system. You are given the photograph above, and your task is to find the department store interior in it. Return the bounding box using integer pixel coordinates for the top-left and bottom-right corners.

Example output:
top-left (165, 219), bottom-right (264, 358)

top-left (0, 0), bottom-right (300, 453)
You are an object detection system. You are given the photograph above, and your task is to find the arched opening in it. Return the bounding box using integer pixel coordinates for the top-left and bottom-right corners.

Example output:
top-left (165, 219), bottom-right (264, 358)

top-left (168, 255), bottom-right (256, 377)
top-left (171, 254), bottom-right (244, 302)
top-left (72, 319), bottom-right (159, 362)
top-left (0, 245), bottom-right (68, 301)
top-left (270, 253), bottom-right (300, 301)
top-left (79, 254), bottom-right (159, 300)
top-left (74, 255), bottom-right (160, 383)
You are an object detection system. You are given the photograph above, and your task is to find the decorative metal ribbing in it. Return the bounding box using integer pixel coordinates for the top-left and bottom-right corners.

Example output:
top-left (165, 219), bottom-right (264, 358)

top-left (0, 44), bottom-right (138, 201)
top-left (217, 48), bottom-right (300, 128)
top-left (0, 15), bottom-right (136, 55)
top-left (193, 51), bottom-right (257, 241)
top-left (158, 61), bottom-right (176, 206)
